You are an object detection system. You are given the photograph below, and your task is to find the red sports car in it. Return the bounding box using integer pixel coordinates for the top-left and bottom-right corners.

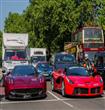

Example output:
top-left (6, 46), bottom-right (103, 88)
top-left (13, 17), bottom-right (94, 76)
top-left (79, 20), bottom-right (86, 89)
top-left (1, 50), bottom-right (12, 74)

top-left (4, 65), bottom-right (46, 99)
top-left (51, 66), bottom-right (103, 97)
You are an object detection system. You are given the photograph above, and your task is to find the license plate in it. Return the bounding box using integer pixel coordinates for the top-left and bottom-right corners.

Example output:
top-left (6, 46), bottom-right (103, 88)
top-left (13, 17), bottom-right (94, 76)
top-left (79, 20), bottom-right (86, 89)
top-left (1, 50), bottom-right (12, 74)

top-left (23, 94), bottom-right (30, 99)
top-left (43, 73), bottom-right (49, 76)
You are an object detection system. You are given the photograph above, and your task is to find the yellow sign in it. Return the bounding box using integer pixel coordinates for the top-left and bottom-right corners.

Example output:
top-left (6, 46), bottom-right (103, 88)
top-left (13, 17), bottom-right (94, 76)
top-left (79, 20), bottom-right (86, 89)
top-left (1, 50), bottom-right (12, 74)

top-left (70, 47), bottom-right (77, 53)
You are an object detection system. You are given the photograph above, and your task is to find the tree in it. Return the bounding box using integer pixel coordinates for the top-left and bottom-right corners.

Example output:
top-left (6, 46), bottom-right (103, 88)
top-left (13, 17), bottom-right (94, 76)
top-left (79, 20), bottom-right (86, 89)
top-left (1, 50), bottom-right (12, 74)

top-left (4, 0), bottom-right (105, 55)
top-left (25, 0), bottom-right (79, 54)
top-left (4, 12), bottom-right (27, 33)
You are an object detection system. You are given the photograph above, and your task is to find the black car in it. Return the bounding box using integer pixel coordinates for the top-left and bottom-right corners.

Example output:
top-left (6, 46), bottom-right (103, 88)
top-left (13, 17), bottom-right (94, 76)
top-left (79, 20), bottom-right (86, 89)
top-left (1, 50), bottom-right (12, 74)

top-left (94, 52), bottom-right (105, 87)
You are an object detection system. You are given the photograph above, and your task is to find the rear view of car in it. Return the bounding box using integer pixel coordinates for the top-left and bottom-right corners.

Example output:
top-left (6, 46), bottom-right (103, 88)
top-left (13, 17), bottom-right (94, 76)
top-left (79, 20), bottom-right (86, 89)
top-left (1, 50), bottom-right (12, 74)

top-left (4, 65), bottom-right (46, 99)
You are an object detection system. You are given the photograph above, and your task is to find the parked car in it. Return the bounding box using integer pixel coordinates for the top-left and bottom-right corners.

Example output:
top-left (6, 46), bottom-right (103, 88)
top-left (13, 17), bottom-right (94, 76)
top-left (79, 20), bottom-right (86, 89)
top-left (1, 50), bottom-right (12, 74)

top-left (94, 52), bottom-right (105, 88)
top-left (51, 66), bottom-right (103, 97)
top-left (4, 65), bottom-right (46, 99)
top-left (36, 61), bottom-right (53, 80)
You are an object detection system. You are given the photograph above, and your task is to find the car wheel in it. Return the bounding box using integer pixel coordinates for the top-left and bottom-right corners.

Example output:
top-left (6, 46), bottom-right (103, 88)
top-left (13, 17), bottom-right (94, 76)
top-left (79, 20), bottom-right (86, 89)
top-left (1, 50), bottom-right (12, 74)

top-left (51, 78), bottom-right (55, 91)
top-left (5, 94), bottom-right (10, 100)
top-left (61, 81), bottom-right (66, 97)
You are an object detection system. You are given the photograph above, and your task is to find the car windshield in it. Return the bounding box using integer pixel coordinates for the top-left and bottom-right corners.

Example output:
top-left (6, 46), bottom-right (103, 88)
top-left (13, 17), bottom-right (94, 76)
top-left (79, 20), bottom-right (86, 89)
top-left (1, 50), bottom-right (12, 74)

top-left (12, 66), bottom-right (36, 76)
top-left (67, 67), bottom-right (90, 76)
top-left (31, 56), bottom-right (46, 64)
top-left (95, 56), bottom-right (105, 67)
top-left (38, 63), bottom-right (52, 69)
top-left (4, 49), bottom-right (27, 61)
top-left (38, 63), bottom-right (50, 68)
top-left (55, 54), bottom-right (75, 63)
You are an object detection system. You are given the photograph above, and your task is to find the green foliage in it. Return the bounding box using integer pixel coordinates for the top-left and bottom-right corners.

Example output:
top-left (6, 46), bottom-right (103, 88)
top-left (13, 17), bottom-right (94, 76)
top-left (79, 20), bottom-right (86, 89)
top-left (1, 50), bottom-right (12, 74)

top-left (24, 0), bottom-right (79, 53)
top-left (4, 12), bottom-right (27, 33)
top-left (3, 0), bottom-right (105, 55)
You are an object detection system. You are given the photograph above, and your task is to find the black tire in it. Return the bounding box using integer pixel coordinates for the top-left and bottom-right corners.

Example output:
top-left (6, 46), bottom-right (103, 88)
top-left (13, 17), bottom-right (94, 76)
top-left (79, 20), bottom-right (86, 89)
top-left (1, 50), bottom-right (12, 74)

top-left (61, 81), bottom-right (66, 97)
top-left (51, 78), bottom-right (55, 91)
top-left (5, 94), bottom-right (10, 100)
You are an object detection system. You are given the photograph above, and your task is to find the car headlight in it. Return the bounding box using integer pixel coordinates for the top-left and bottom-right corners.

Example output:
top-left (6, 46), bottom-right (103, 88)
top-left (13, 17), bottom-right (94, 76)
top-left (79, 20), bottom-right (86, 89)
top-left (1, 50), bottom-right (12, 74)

top-left (8, 78), bottom-right (14, 84)
top-left (39, 77), bottom-right (45, 83)
top-left (66, 77), bottom-right (74, 84)
top-left (100, 78), bottom-right (103, 83)
top-left (69, 79), bottom-right (74, 84)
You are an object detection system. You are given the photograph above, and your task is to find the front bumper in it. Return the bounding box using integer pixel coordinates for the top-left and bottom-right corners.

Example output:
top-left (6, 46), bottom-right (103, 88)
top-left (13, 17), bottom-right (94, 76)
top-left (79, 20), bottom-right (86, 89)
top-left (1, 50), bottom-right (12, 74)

top-left (7, 88), bottom-right (46, 99)
top-left (65, 83), bottom-right (103, 96)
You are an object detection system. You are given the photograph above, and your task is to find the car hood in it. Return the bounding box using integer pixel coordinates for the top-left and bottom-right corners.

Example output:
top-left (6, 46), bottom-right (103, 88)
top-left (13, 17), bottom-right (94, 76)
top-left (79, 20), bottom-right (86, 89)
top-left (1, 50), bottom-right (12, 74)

top-left (11, 75), bottom-right (42, 85)
top-left (67, 76), bottom-right (100, 84)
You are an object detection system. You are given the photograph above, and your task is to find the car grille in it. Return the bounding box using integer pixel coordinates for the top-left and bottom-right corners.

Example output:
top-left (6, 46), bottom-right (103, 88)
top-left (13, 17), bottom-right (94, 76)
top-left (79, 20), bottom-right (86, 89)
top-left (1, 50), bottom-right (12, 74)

top-left (73, 88), bottom-right (88, 94)
top-left (10, 88), bottom-right (43, 95)
top-left (91, 87), bottom-right (100, 94)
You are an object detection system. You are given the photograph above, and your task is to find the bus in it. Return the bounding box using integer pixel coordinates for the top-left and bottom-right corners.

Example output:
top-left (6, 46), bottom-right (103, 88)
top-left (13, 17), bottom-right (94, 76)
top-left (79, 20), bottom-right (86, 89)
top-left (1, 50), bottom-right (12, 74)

top-left (64, 26), bottom-right (105, 61)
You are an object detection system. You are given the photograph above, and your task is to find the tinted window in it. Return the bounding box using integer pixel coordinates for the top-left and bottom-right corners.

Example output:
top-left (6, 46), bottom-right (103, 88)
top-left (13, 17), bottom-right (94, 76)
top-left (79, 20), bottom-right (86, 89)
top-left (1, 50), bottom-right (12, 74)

top-left (55, 54), bottom-right (75, 63)
top-left (84, 28), bottom-right (103, 42)
top-left (67, 67), bottom-right (90, 76)
top-left (31, 56), bottom-right (46, 63)
top-left (95, 56), bottom-right (105, 66)
top-left (38, 63), bottom-right (50, 68)
top-left (12, 66), bottom-right (35, 76)
top-left (37, 63), bottom-right (53, 71)
top-left (4, 49), bottom-right (27, 60)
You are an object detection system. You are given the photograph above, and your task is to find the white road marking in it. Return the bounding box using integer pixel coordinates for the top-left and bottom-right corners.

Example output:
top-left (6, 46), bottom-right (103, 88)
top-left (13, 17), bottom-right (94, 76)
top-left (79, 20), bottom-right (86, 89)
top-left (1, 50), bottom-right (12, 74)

top-left (62, 100), bottom-right (74, 108)
top-left (1, 90), bottom-right (105, 106)
top-left (0, 98), bottom-right (71, 105)
top-left (48, 90), bottom-right (74, 108)
top-left (0, 96), bottom-right (105, 105)
top-left (47, 91), bottom-right (60, 100)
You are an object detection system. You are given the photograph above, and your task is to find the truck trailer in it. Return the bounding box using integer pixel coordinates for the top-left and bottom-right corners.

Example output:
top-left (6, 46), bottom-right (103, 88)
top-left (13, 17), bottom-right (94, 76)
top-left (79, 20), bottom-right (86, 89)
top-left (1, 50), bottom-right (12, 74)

top-left (29, 48), bottom-right (47, 66)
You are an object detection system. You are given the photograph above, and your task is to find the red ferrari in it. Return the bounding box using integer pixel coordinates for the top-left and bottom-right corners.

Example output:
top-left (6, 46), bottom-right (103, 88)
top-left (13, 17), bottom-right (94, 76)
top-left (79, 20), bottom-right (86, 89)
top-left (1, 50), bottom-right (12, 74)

top-left (51, 66), bottom-right (103, 97)
top-left (4, 65), bottom-right (46, 99)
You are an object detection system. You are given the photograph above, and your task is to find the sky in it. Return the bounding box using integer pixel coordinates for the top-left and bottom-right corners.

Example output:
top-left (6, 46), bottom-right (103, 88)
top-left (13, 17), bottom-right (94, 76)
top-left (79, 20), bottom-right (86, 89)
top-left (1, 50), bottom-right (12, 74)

top-left (0, 0), bottom-right (29, 31)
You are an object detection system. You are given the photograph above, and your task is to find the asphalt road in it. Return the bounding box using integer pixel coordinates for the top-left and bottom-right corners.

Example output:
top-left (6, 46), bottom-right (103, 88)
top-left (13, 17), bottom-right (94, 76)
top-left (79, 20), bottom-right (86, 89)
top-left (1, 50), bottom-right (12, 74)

top-left (0, 82), bottom-right (105, 110)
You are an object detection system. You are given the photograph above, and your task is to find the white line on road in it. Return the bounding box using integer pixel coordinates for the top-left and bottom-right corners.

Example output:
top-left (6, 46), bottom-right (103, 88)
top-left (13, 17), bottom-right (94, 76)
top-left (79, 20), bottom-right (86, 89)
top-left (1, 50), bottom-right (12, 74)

top-left (62, 100), bottom-right (74, 108)
top-left (0, 98), bottom-right (72, 105)
top-left (47, 90), bottom-right (74, 108)
top-left (0, 96), bottom-right (105, 105)
top-left (47, 91), bottom-right (60, 100)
